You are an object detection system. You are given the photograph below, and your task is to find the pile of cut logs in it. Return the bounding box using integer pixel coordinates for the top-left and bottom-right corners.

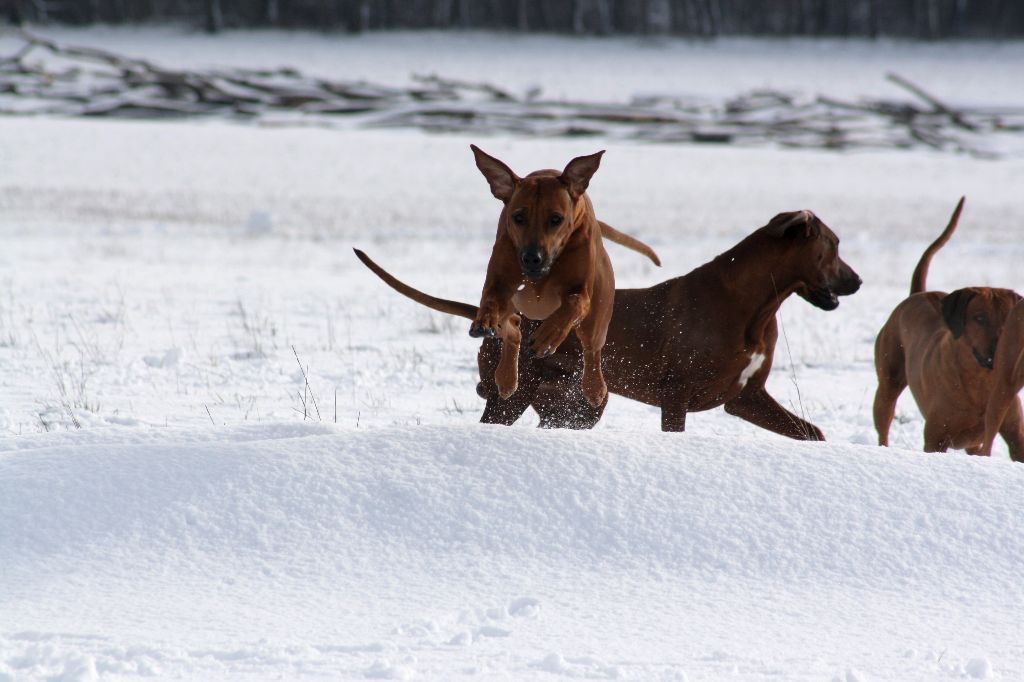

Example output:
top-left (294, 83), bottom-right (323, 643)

top-left (2, 30), bottom-right (1021, 157)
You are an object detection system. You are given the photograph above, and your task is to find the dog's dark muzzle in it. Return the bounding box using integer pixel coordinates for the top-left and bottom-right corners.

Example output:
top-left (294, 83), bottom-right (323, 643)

top-left (834, 273), bottom-right (862, 297)
top-left (802, 266), bottom-right (861, 310)
top-left (803, 286), bottom-right (840, 311)
top-left (519, 247), bottom-right (550, 280)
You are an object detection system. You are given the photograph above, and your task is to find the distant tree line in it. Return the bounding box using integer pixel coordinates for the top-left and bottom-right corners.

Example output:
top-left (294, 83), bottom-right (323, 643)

top-left (4, 0), bottom-right (1023, 38)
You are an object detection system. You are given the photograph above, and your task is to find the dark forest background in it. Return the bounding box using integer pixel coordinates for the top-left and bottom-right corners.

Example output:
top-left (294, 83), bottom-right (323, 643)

top-left (3, 0), bottom-right (1023, 38)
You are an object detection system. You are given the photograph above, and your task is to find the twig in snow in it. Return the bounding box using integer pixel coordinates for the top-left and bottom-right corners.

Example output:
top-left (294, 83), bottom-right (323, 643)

top-left (292, 345), bottom-right (322, 421)
top-left (771, 274), bottom-right (814, 439)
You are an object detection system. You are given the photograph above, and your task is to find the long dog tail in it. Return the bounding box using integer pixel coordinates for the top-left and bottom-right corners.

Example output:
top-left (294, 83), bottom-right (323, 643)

top-left (353, 249), bottom-right (479, 320)
top-left (599, 221), bottom-right (661, 266)
top-left (910, 196), bottom-right (965, 295)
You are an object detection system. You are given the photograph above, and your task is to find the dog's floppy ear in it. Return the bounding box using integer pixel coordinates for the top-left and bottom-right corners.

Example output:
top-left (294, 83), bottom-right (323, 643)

top-left (559, 150), bottom-right (604, 199)
top-left (942, 288), bottom-right (977, 339)
top-left (763, 210), bottom-right (818, 239)
top-left (471, 144), bottom-right (519, 202)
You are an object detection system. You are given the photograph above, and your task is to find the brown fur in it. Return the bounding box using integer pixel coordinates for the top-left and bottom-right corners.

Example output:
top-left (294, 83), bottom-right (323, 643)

top-left (357, 210), bottom-right (861, 439)
top-left (978, 299), bottom-right (1024, 460)
top-left (872, 197), bottom-right (1024, 455)
top-left (467, 145), bottom-right (616, 407)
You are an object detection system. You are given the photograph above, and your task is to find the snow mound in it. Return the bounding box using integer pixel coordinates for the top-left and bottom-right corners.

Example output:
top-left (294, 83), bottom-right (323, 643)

top-left (3, 424), bottom-right (1022, 585)
top-left (2, 424), bottom-right (1022, 680)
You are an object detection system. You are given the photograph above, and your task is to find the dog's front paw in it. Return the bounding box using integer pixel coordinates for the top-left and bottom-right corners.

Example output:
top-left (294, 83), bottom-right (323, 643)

top-left (495, 372), bottom-right (518, 400)
top-left (470, 305), bottom-right (504, 339)
top-left (529, 319), bottom-right (571, 359)
top-left (469, 322), bottom-right (498, 338)
top-left (494, 357), bottom-right (519, 399)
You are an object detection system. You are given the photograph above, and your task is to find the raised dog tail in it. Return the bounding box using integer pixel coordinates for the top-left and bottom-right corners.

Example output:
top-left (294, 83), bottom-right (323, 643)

top-left (910, 196), bottom-right (965, 295)
top-left (599, 221), bottom-right (661, 267)
top-left (353, 249), bottom-right (479, 320)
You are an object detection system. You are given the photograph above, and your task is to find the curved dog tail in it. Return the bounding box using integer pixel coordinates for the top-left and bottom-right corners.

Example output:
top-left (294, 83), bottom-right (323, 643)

top-left (353, 248), bottom-right (478, 320)
top-left (599, 221), bottom-right (661, 267)
top-left (910, 196), bottom-right (965, 295)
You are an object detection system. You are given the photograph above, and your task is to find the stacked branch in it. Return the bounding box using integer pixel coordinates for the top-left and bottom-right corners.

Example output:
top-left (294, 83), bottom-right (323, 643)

top-left (2, 31), bottom-right (1022, 157)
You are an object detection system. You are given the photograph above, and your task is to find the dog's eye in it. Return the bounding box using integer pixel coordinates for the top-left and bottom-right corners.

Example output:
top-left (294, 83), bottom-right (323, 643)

top-left (974, 315), bottom-right (988, 326)
top-left (550, 215), bottom-right (563, 227)
top-left (511, 213), bottom-right (526, 226)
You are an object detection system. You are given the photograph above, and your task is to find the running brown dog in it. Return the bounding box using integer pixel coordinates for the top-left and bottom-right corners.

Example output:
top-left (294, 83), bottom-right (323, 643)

top-left (357, 209), bottom-right (860, 439)
top-left (873, 197), bottom-right (1024, 456)
top-left (467, 145), bottom-right (624, 408)
top-left (977, 298), bottom-right (1024, 460)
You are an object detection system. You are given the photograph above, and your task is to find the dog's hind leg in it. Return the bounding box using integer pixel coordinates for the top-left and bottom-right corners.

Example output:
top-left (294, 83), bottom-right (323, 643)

top-left (873, 328), bottom-right (907, 447)
top-left (996, 396), bottom-right (1024, 462)
top-left (725, 386), bottom-right (825, 441)
top-left (534, 384), bottom-right (605, 429)
top-left (658, 386), bottom-right (689, 432)
top-left (480, 394), bottom-right (533, 425)
top-left (873, 379), bottom-right (905, 447)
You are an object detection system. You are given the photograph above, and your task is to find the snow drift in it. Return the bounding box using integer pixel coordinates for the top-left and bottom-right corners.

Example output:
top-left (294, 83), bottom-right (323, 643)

top-left (3, 424), bottom-right (1022, 679)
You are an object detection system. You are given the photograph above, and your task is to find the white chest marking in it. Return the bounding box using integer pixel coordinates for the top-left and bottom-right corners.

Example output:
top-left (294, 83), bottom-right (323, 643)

top-left (738, 353), bottom-right (766, 389)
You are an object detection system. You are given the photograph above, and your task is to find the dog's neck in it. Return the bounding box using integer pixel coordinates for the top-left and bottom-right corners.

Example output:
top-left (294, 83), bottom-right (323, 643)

top-left (707, 234), bottom-right (803, 341)
top-left (570, 193), bottom-right (595, 230)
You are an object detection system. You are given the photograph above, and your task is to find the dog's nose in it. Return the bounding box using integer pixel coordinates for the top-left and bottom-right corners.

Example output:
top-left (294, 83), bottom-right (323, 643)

top-left (519, 247), bottom-right (544, 271)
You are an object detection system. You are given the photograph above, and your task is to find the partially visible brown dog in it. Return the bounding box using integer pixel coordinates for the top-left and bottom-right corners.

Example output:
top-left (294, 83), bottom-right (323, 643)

top-left (978, 299), bottom-right (1024, 460)
top-left (357, 209), bottom-right (861, 439)
top-left (873, 197), bottom-right (1024, 456)
top-left (466, 145), bottom-right (633, 408)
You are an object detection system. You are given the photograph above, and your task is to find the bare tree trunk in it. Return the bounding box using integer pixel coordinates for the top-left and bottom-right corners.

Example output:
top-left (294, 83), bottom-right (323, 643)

top-left (433, 0), bottom-right (453, 26)
top-left (359, 0), bottom-right (371, 30)
top-left (5, 0), bottom-right (26, 23)
top-left (205, 0), bottom-right (223, 33)
top-left (926, 0), bottom-right (941, 37)
top-left (596, 0), bottom-right (612, 33)
top-left (645, 0), bottom-right (671, 33)
top-left (573, 0), bottom-right (611, 33)
top-left (31, 0), bottom-right (47, 22)
top-left (517, 0), bottom-right (529, 30)
top-left (798, 0), bottom-right (813, 33)
top-left (456, 0), bottom-right (471, 26)
top-left (707, 0), bottom-right (721, 34)
top-left (263, 0), bottom-right (278, 25)
top-left (867, 0), bottom-right (881, 37)
top-left (952, 0), bottom-right (968, 35)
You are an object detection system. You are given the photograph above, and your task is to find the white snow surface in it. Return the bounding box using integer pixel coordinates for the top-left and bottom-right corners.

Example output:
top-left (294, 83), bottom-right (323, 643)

top-left (3, 424), bottom-right (1024, 680)
top-left (3, 29), bottom-right (1024, 681)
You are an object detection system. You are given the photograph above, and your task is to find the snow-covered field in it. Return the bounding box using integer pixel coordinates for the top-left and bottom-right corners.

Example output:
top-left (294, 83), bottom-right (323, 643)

top-left (3, 28), bottom-right (1024, 681)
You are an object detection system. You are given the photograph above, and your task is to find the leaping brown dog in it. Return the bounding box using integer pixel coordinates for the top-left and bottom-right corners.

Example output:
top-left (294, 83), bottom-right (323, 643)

top-left (466, 145), bottom-right (627, 408)
top-left (873, 197), bottom-right (1024, 456)
top-left (357, 209), bottom-right (861, 439)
